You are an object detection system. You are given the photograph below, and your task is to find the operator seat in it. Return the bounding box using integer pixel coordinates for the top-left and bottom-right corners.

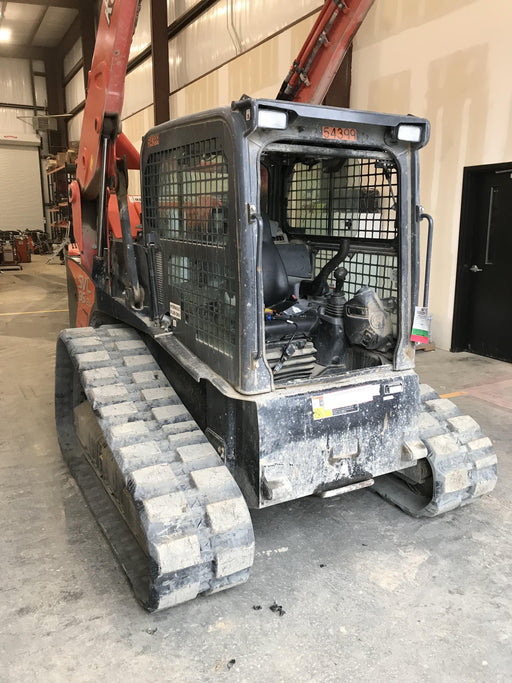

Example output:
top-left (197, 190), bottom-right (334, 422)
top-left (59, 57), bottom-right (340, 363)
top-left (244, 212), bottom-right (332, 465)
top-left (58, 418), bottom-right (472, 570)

top-left (261, 212), bottom-right (291, 308)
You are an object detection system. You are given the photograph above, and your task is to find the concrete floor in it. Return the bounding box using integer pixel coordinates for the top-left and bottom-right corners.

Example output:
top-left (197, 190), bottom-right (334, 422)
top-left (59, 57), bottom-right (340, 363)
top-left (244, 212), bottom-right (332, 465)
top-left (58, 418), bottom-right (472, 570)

top-left (1, 256), bottom-right (511, 682)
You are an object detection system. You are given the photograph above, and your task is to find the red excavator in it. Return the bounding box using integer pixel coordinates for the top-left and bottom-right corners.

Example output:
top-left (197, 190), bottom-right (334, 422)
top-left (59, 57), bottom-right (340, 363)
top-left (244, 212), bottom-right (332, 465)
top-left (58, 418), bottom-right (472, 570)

top-left (55, 0), bottom-right (497, 611)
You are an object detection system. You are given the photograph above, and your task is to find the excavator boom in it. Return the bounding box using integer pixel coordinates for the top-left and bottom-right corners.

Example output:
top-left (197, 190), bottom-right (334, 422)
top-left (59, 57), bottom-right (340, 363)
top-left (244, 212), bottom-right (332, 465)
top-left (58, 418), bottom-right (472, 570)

top-left (277, 0), bottom-right (375, 104)
top-left (77, 0), bottom-right (140, 199)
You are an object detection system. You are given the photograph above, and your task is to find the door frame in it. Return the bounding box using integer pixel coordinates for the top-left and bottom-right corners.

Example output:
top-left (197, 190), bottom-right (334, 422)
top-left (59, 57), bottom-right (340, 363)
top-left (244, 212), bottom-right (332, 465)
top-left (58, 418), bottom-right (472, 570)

top-left (451, 160), bottom-right (512, 352)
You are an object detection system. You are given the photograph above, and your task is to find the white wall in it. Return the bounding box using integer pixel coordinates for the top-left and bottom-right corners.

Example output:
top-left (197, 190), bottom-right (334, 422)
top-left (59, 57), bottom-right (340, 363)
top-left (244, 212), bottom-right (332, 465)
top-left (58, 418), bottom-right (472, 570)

top-left (168, 0), bottom-right (322, 96)
top-left (0, 58), bottom-right (44, 230)
top-left (122, 105), bottom-right (154, 195)
top-left (121, 2), bottom-right (322, 195)
top-left (68, 109), bottom-right (83, 146)
top-left (0, 57), bottom-right (32, 105)
top-left (63, 39), bottom-right (82, 77)
top-left (130, 0), bottom-right (151, 61)
top-left (169, 12), bottom-right (319, 116)
top-left (351, 0), bottom-right (512, 349)
top-left (167, 0), bottom-right (202, 24)
top-left (0, 58), bottom-right (36, 135)
top-left (122, 57), bottom-right (153, 120)
top-left (65, 69), bottom-right (85, 112)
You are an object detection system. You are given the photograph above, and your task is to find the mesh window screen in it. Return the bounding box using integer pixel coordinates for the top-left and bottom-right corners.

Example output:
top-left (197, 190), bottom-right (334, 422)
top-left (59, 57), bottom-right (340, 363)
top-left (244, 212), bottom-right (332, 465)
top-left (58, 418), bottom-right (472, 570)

top-left (144, 138), bottom-right (229, 244)
top-left (287, 158), bottom-right (398, 240)
top-left (313, 249), bottom-right (398, 301)
top-left (169, 255), bottom-right (236, 354)
top-left (286, 156), bottom-right (399, 302)
top-left (143, 137), bottom-right (236, 359)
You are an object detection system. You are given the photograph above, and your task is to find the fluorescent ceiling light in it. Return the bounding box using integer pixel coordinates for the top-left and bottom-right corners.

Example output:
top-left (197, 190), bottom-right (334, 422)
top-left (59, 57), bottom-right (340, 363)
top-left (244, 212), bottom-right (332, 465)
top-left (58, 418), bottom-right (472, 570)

top-left (0, 28), bottom-right (11, 41)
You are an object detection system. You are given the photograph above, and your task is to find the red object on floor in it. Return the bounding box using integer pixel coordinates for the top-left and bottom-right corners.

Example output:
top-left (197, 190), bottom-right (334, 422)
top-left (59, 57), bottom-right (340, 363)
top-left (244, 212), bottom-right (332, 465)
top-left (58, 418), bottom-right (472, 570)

top-left (15, 237), bottom-right (31, 263)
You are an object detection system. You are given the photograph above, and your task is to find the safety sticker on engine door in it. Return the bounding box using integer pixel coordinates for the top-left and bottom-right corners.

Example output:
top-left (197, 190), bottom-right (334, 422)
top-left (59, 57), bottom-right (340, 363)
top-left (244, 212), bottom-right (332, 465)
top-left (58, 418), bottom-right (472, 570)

top-left (411, 306), bottom-right (429, 344)
top-left (170, 302), bottom-right (182, 322)
top-left (312, 384), bottom-right (380, 420)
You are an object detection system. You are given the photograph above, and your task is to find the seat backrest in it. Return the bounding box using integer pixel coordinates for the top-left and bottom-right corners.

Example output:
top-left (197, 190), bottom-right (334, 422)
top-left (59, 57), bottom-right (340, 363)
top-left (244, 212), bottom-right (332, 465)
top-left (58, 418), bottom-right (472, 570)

top-left (276, 243), bottom-right (312, 280)
top-left (261, 213), bottom-right (291, 308)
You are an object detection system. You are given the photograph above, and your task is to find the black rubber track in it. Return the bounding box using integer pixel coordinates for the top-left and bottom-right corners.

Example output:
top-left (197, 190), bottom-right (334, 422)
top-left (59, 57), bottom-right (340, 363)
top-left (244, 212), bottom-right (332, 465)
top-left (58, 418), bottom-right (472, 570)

top-left (55, 325), bottom-right (255, 611)
top-left (372, 384), bottom-right (498, 516)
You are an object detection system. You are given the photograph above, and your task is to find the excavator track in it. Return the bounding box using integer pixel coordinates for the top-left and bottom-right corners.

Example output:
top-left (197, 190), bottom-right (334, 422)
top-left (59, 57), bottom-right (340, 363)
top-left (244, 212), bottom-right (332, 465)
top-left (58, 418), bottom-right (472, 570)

top-left (373, 384), bottom-right (498, 516)
top-left (55, 325), bottom-right (254, 611)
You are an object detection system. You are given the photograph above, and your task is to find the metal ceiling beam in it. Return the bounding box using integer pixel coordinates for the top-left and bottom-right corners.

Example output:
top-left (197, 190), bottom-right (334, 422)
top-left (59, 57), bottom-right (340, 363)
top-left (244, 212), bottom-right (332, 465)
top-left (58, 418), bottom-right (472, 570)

top-left (57, 12), bottom-right (80, 59)
top-left (6, 0), bottom-right (80, 8)
top-left (151, 0), bottom-right (169, 125)
top-left (0, 44), bottom-right (49, 59)
top-left (45, 49), bottom-right (67, 151)
top-left (79, 0), bottom-right (95, 88)
top-left (27, 4), bottom-right (49, 47)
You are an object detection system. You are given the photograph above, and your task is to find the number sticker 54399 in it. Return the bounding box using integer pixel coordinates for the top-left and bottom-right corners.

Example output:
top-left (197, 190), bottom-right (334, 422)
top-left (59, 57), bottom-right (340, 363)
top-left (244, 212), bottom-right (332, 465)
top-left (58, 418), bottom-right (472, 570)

top-left (322, 126), bottom-right (357, 142)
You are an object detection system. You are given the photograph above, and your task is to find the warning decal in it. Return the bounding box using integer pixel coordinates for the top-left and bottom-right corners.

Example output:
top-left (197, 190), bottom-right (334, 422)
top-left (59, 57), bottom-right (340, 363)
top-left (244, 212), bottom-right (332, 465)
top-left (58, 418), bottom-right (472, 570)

top-left (411, 306), bottom-right (429, 344)
top-left (170, 301), bottom-right (182, 320)
top-left (312, 384), bottom-right (380, 420)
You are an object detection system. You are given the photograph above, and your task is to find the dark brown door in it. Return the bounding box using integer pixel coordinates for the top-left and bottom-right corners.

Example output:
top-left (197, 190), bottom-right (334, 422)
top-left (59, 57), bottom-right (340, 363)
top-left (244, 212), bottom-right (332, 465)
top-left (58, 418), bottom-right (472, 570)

top-left (452, 163), bottom-right (512, 362)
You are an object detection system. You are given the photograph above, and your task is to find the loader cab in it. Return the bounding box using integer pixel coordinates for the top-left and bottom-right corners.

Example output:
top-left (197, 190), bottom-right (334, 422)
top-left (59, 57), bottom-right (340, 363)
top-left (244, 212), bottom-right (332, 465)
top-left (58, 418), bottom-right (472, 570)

top-left (140, 98), bottom-right (429, 396)
top-left (258, 146), bottom-right (401, 383)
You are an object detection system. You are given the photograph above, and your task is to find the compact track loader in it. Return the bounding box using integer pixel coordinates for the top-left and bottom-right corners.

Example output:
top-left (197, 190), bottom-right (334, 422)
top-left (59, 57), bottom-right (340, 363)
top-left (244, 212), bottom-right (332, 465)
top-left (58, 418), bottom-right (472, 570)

top-left (55, 1), bottom-right (497, 611)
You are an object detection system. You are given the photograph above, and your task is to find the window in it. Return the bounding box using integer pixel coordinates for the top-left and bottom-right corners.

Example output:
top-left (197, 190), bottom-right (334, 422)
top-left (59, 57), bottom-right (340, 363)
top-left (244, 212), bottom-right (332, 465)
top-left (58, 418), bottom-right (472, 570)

top-left (144, 138), bottom-right (229, 245)
top-left (143, 136), bottom-right (236, 359)
top-left (285, 155), bottom-right (399, 302)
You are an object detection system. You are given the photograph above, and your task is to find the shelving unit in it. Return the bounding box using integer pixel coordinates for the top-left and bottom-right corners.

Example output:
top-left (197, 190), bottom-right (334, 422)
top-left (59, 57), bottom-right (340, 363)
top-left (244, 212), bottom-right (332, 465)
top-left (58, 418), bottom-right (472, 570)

top-left (46, 163), bottom-right (76, 242)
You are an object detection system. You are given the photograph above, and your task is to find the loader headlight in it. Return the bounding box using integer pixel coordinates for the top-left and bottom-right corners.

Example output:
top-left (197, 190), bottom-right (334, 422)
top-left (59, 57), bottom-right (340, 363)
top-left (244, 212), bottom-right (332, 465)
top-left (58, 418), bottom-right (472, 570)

top-left (395, 123), bottom-right (423, 143)
top-left (257, 109), bottom-right (288, 130)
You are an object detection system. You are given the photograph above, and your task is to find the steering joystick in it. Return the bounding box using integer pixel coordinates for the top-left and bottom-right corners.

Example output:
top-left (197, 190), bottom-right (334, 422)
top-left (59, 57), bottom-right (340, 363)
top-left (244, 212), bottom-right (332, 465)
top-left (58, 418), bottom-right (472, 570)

top-left (333, 267), bottom-right (348, 294)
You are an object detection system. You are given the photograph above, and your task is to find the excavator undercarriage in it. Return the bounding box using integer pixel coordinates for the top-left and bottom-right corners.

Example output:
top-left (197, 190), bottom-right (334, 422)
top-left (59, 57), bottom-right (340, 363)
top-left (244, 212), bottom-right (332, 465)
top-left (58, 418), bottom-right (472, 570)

top-left (54, 0), bottom-right (497, 612)
top-left (55, 320), bottom-right (497, 610)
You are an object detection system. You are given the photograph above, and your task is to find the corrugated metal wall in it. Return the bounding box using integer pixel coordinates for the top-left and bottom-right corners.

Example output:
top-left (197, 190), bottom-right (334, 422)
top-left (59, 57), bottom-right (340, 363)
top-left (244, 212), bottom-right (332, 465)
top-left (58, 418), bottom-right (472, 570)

top-left (122, 0), bottom-right (322, 194)
top-left (0, 57), bottom-right (38, 135)
top-left (64, 39), bottom-right (85, 144)
top-left (61, 1), bottom-right (323, 194)
top-left (123, 0), bottom-right (322, 121)
top-left (0, 57), bottom-right (44, 230)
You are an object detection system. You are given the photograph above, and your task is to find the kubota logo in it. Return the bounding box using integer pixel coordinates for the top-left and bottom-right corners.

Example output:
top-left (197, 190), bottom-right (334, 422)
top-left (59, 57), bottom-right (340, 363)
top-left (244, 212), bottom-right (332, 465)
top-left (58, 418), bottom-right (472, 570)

top-left (77, 273), bottom-right (93, 306)
top-left (104, 0), bottom-right (115, 25)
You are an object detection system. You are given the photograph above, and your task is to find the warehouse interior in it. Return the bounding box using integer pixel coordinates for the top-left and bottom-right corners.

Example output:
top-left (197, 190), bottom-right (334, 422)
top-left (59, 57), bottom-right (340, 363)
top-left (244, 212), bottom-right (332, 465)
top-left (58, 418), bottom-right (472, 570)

top-left (1, 1), bottom-right (511, 680)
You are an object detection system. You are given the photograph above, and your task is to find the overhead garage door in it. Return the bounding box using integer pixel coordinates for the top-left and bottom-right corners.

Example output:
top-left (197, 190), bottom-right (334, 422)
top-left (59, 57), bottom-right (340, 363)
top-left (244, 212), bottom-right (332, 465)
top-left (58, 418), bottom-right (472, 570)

top-left (0, 142), bottom-right (44, 231)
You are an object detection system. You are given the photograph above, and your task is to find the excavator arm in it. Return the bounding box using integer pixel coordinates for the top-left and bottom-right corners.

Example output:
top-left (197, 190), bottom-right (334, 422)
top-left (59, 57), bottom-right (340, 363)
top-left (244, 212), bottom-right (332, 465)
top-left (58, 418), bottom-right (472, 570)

top-left (277, 0), bottom-right (375, 104)
top-left (77, 1), bottom-right (140, 197)
top-left (70, 0), bottom-right (141, 277)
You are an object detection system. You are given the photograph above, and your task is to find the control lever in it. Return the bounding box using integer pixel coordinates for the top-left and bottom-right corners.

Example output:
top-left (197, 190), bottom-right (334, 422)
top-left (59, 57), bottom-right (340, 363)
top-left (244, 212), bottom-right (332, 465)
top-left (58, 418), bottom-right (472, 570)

top-left (325, 266), bottom-right (348, 318)
top-left (333, 266), bottom-right (348, 293)
top-left (300, 238), bottom-right (350, 298)
top-left (469, 265), bottom-right (483, 273)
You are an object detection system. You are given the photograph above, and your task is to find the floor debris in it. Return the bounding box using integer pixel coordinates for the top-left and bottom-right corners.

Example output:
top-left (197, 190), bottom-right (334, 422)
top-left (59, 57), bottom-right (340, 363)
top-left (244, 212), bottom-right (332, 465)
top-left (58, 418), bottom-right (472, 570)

top-left (269, 600), bottom-right (286, 616)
